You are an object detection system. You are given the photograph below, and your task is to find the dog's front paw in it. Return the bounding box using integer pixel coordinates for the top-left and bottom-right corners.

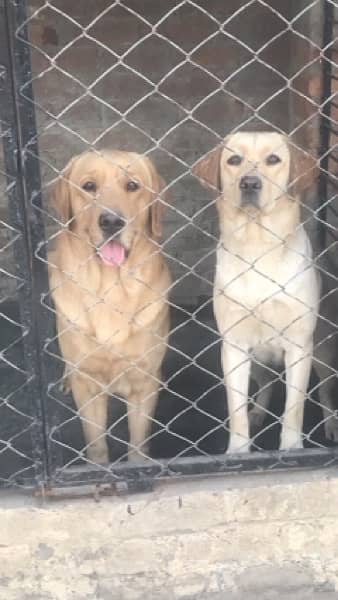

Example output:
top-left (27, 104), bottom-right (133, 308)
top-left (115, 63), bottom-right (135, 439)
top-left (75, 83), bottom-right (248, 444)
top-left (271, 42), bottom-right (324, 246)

top-left (227, 434), bottom-right (250, 455)
top-left (127, 443), bottom-right (150, 463)
top-left (324, 414), bottom-right (338, 443)
top-left (86, 444), bottom-right (109, 465)
top-left (279, 430), bottom-right (303, 450)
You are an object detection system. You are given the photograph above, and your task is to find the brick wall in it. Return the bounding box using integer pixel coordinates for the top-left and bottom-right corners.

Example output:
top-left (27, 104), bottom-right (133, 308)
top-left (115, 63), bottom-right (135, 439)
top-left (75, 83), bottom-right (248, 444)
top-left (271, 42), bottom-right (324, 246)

top-left (0, 1), bottom-right (323, 302)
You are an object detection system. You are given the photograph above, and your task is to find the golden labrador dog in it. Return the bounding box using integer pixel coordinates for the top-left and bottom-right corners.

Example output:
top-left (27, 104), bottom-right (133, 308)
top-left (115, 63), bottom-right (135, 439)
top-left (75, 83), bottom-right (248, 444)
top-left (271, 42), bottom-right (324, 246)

top-left (193, 132), bottom-right (319, 453)
top-left (48, 150), bottom-right (171, 464)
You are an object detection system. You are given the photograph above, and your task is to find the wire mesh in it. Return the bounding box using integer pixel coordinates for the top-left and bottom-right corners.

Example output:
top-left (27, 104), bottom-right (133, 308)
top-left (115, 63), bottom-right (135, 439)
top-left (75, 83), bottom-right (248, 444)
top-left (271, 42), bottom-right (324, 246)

top-left (0, 141), bottom-right (37, 487)
top-left (0, 0), bottom-right (338, 491)
top-left (0, 21), bottom-right (46, 489)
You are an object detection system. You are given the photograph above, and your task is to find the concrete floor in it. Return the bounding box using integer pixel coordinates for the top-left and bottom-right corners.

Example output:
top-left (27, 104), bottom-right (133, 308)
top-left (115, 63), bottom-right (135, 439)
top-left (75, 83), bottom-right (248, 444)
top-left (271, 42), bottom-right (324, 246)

top-left (2, 469), bottom-right (338, 599)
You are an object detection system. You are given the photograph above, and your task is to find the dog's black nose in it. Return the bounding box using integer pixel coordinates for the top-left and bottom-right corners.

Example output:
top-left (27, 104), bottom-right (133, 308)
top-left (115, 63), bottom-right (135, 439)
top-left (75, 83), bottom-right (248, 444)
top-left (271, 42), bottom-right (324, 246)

top-left (239, 176), bottom-right (262, 192)
top-left (99, 211), bottom-right (125, 236)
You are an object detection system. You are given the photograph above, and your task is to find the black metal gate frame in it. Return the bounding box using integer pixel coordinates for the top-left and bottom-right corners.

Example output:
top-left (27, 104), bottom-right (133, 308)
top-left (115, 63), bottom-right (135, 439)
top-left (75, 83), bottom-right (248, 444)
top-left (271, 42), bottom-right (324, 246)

top-left (0, 0), bottom-right (49, 491)
top-left (1, 0), bottom-right (338, 495)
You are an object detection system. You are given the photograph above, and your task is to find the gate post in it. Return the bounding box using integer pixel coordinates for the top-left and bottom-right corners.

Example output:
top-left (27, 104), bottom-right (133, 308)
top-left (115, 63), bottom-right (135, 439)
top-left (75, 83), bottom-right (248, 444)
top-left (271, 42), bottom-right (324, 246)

top-left (0, 0), bottom-right (50, 488)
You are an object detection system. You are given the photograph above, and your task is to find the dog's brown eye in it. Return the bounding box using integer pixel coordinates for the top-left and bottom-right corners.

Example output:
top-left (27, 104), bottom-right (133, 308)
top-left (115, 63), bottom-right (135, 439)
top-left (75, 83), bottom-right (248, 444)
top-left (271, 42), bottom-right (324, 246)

top-left (126, 180), bottom-right (140, 192)
top-left (266, 154), bottom-right (281, 165)
top-left (82, 181), bottom-right (97, 192)
top-left (227, 154), bottom-right (243, 166)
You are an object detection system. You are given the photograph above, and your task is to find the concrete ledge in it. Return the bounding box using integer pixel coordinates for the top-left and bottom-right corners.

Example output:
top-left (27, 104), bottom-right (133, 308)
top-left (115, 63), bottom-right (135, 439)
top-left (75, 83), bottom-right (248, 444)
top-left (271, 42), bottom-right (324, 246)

top-left (1, 468), bottom-right (338, 599)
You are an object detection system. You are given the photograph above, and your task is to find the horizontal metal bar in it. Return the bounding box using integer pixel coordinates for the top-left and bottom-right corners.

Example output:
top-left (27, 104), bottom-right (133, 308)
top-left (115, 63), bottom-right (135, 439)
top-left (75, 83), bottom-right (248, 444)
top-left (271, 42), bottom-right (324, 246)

top-left (49, 447), bottom-right (338, 493)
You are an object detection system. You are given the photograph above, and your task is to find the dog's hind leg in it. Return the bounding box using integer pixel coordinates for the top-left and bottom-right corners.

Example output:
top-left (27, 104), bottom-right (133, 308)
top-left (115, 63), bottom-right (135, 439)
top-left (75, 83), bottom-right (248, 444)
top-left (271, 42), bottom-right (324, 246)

top-left (70, 371), bottom-right (109, 464)
top-left (126, 375), bottom-right (160, 462)
top-left (312, 268), bottom-right (338, 441)
top-left (249, 362), bottom-right (275, 434)
top-left (313, 353), bottom-right (338, 442)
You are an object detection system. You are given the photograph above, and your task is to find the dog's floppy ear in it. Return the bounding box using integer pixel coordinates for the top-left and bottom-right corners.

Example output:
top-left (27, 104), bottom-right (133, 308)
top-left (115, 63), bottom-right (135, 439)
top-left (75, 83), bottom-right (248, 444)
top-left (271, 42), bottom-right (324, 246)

top-left (288, 141), bottom-right (318, 196)
top-left (145, 158), bottom-right (172, 239)
top-left (191, 145), bottom-right (223, 191)
top-left (50, 156), bottom-right (77, 227)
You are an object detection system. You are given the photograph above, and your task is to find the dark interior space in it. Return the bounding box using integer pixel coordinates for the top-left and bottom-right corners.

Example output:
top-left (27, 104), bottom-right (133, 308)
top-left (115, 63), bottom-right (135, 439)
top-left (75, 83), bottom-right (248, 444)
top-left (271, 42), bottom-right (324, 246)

top-left (0, 297), bottom-right (334, 481)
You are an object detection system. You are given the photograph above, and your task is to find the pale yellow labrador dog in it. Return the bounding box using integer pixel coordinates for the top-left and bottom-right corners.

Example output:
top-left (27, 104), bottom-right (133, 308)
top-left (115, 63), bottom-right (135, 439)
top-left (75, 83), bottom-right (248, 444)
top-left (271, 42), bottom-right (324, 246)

top-left (193, 132), bottom-right (319, 453)
top-left (49, 150), bottom-right (171, 464)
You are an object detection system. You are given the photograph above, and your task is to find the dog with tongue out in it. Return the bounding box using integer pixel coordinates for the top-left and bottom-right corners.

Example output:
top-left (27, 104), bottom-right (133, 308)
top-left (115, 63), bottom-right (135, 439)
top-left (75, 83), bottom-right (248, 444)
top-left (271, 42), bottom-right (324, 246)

top-left (97, 209), bottom-right (128, 267)
top-left (48, 149), bottom-right (172, 465)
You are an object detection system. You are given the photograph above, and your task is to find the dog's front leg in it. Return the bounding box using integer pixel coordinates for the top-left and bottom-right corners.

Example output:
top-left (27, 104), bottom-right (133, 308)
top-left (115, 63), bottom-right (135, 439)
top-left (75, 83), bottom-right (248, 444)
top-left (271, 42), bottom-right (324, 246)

top-left (71, 372), bottom-right (109, 464)
top-left (127, 376), bottom-right (160, 462)
top-left (280, 343), bottom-right (313, 450)
top-left (222, 342), bottom-right (251, 454)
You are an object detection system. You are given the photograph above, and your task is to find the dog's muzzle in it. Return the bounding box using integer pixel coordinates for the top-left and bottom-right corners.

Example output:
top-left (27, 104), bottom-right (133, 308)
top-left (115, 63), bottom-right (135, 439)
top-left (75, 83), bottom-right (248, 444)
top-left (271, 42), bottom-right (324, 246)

top-left (98, 211), bottom-right (126, 239)
top-left (97, 211), bottom-right (128, 267)
top-left (239, 175), bottom-right (262, 208)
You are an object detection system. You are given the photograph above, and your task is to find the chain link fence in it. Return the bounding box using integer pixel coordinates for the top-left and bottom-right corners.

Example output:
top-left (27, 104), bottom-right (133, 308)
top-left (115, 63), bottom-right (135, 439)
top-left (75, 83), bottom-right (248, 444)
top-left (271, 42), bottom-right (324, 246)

top-left (0, 0), bottom-right (337, 494)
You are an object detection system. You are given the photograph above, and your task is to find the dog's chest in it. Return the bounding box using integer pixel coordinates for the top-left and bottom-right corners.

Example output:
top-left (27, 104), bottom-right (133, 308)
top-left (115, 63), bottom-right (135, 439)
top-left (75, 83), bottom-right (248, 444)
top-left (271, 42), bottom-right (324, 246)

top-left (216, 247), bottom-right (290, 308)
top-left (214, 235), bottom-right (318, 346)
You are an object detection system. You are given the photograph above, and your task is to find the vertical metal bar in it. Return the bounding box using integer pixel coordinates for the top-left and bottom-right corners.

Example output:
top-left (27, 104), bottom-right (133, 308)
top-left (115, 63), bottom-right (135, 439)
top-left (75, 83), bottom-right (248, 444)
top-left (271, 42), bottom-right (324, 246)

top-left (0, 0), bottom-right (50, 488)
top-left (318, 0), bottom-right (334, 250)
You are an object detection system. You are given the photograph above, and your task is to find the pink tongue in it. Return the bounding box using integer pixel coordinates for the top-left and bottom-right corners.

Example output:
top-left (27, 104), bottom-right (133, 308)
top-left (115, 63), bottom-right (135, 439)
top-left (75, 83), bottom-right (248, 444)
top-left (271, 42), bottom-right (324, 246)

top-left (99, 241), bottom-right (126, 267)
